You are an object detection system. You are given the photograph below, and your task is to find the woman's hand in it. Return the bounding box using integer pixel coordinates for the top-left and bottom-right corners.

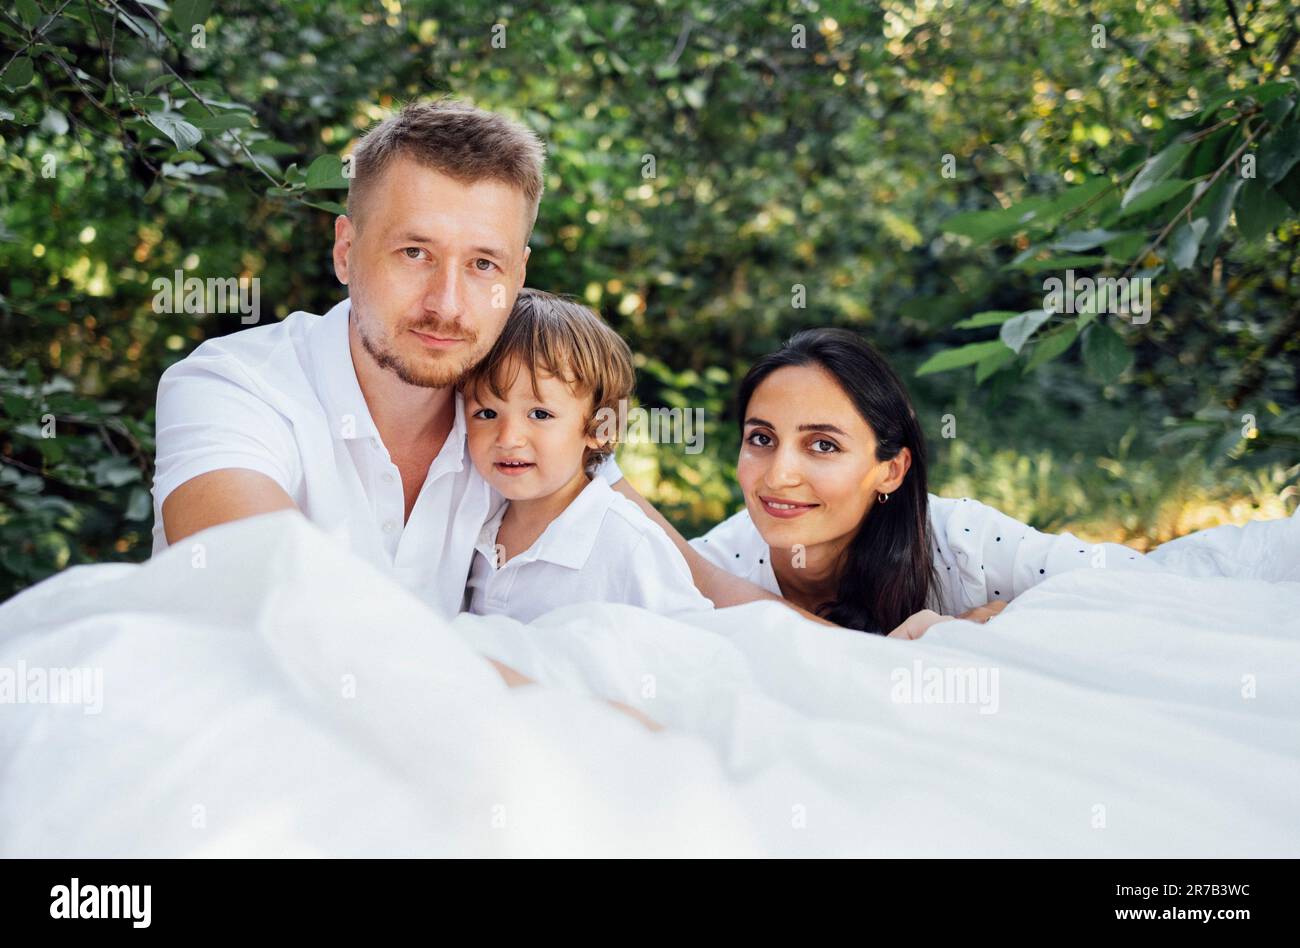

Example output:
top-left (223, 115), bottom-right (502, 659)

top-left (887, 609), bottom-right (954, 640)
top-left (957, 600), bottom-right (1008, 624)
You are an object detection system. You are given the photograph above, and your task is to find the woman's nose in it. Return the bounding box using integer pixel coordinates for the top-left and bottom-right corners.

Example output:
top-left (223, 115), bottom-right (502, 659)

top-left (765, 447), bottom-right (804, 487)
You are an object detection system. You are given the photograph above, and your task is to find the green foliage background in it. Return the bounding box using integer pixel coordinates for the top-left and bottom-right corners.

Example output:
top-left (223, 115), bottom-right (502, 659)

top-left (2, 0), bottom-right (1298, 599)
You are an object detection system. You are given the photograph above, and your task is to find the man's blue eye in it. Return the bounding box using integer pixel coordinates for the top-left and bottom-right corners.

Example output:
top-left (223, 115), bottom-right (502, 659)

top-left (474, 258), bottom-right (496, 271)
top-left (403, 247), bottom-right (424, 259)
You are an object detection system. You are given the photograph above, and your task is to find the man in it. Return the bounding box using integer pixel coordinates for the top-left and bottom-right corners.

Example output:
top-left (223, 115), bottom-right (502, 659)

top-left (152, 99), bottom-right (810, 696)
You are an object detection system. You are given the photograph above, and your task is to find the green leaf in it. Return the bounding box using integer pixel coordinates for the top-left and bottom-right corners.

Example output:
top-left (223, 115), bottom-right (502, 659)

top-left (1049, 229), bottom-right (1130, 252)
top-left (147, 112), bottom-right (203, 152)
top-left (305, 154), bottom-right (350, 190)
top-left (1258, 118), bottom-right (1300, 187)
top-left (1082, 323), bottom-right (1132, 383)
top-left (1022, 325), bottom-right (1079, 373)
top-left (1115, 178), bottom-right (1193, 218)
top-left (1013, 254), bottom-right (1107, 275)
top-left (1275, 164), bottom-right (1300, 211)
top-left (942, 197), bottom-right (1051, 242)
top-left (953, 310), bottom-right (1019, 329)
top-left (188, 112), bottom-right (252, 131)
top-left (1237, 178), bottom-right (1287, 242)
top-left (1121, 142), bottom-right (1192, 209)
top-left (304, 200), bottom-right (348, 215)
top-left (1104, 232), bottom-right (1147, 263)
top-left (915, 340), bottom-right (1011, 376)
top-left (1168, 217), bottom-right (1209, 270)
top-left (975, 344), bottom-right (1017, 383)
top-left (999, 309), bottom-right (1053, 354)
top-left (1195, 176), bottom-right (1243, 264)
top-left (172, 0), bottom-right (213, 37)
top-left (15, 0), bottom-right (41, 29)
top-left (2, 57), bottom-right (34, 90)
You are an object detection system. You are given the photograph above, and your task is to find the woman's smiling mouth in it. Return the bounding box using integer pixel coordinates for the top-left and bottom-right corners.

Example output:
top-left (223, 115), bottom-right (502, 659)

top-left (758, 495), bottom-right (819, 519)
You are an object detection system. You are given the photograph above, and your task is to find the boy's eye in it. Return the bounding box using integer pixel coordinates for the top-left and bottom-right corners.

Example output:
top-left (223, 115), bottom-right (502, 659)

top-left (810, 438), bottom-right (839, 454)
top-left (471, 407), bottom-right (497, 420)
top-left (746, 431), bottom-right (773, 447)
top-left (528, 408), bottom-right (553, 421)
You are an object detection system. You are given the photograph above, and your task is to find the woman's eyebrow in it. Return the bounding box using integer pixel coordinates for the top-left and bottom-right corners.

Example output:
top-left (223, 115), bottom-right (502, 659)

top-left (797, 423), bottom-right (849, 436)
top-left (744, 417), bottom-right (850, 437)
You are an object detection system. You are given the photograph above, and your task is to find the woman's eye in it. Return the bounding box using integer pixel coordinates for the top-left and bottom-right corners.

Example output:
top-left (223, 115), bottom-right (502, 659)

top-left (746, 431), bottom-right (772, 447)
top-left (473, 258), bottom-right (497, 272)
top-left (471, 408), bottom-right (496, 420)
top-left (810, 439), bottom-right (839, 454)
top-left (528, 409), bottom-right (553, 421)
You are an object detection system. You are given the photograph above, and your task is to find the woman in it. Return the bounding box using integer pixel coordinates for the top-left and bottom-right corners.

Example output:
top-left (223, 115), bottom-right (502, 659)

top-left (689, 328), bottom-right (1160, 635)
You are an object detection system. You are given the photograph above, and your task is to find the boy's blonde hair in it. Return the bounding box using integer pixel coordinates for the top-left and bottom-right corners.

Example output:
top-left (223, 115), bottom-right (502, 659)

top-left (463, 288), bottom-right (635, 472)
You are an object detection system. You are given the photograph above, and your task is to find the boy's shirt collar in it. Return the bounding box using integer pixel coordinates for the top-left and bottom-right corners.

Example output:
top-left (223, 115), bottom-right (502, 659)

top-left (474, 476), bottom-right (613, 572)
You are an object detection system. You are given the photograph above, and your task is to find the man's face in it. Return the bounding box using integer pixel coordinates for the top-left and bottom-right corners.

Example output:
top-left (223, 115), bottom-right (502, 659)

top-left (332, 155), bottom-right (532, 388)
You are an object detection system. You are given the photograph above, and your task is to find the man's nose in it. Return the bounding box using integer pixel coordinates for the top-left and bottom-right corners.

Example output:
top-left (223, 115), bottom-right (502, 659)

top-left (423, 260), bottom-right (465, 320)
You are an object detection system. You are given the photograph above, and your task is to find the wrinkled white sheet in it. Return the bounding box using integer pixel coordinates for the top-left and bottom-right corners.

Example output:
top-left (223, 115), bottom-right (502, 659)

top-left (1, 508), bottom-right (1297, 856)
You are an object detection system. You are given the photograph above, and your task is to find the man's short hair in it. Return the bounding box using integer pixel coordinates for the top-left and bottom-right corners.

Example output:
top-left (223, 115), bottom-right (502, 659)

top-left (347, 98), bottom-right (545, 239)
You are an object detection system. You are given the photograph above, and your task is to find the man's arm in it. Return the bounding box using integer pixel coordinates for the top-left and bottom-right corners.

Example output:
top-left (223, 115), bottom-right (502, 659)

top-left (161, 468), bottom-right (297, 546)
top-left (609, 477), bottom-right (836, 626)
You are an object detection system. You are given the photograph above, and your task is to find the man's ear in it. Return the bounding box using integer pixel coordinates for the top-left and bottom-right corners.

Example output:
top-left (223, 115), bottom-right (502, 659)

top-left (519, 244), bottom-right (530, 289)
top-left (333, 215), bottom-right (355, 286)
top-left (878, 446), bottom-right (913, 494)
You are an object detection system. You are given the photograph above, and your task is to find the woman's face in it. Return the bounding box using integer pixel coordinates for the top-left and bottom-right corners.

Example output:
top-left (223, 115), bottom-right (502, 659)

top-left (737, 364), bottom-right (909, 554)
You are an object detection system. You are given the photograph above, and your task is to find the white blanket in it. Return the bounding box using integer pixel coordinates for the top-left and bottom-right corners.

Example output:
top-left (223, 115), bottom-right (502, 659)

top-left (2, 509), bottom-right (1297, 856)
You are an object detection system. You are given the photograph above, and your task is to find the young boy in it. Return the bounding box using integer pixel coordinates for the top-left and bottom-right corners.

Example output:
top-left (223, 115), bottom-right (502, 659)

top-left (460, 288), bottom-right (712, 622)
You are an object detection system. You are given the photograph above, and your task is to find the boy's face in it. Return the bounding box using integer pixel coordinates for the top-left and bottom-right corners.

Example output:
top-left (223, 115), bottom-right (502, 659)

top-left (465, 357), bottom-right (602, 501)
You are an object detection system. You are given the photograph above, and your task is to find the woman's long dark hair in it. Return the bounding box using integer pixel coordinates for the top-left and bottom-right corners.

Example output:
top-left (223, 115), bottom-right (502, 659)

top-left (737, 328), bottom-right (938, 634)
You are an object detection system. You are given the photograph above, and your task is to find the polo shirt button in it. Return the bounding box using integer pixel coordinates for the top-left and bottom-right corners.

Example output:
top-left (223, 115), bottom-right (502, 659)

top-left (382, 471), bottom-right (395, 483)
top-left (382, 519), bottom-right (396, 533)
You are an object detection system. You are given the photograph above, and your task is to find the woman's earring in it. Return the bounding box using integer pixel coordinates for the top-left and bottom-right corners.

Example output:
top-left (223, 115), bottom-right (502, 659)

top-left (878, 492), bottom-right (890, 503)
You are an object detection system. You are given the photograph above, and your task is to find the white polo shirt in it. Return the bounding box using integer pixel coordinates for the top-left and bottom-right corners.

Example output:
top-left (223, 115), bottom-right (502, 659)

top-left (151, 297), bottom-right (622, 617)
top-left (689, 495), bottom-right (1161, 617)
top-left (465, 476), bottom-right (713, 622)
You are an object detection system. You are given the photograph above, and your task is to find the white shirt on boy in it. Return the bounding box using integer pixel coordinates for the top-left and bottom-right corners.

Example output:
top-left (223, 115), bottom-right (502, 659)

top-left (465, 476), bottom-right (713, 622)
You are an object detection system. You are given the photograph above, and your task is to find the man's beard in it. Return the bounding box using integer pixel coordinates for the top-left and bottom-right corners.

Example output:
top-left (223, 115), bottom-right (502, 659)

top-left (355, 311), bottom-right (482, 389)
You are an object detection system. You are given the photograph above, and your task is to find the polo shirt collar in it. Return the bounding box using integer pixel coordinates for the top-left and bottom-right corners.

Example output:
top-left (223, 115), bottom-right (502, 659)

top-left (311, 298), bottom-right (380, 443)
top-left (310, 298), bottom-right (468, 476)
top-left (475, 476), bottom-right (612, 572)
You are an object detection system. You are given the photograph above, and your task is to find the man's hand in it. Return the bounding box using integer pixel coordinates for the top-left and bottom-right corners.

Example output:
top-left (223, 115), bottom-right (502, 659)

top-left (161, 468), bottom-right (297, 546)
